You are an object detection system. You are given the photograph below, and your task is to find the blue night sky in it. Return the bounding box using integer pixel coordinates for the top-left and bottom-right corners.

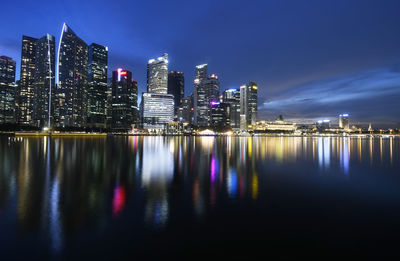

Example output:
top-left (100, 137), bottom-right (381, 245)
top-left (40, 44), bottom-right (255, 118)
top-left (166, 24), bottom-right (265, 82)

top-left (1, 0), bottom-right (399, 127)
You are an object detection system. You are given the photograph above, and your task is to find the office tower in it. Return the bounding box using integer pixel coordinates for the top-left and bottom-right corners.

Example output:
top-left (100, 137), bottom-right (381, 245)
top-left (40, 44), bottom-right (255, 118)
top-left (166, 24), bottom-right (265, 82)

top-left (222, 88), bottom-right (240, 129)
top-left (168, 71), bottom-right (184, 114)
top-left (33, 34), bottom-right (56, 128)
top-left (339, 114), bottom-right (349, 130)
top-left (316, 120), bottom-right (331, 131)
top-left (193, 73), bottom-right (219, 127)
top-left (18, 36), bottom-right (37, 124)
top-left (0, 56), bottom-right (16, 124)
top-left (210, 101), bottom-right (229, 128)
top-left (141, 93), bottom-right (174, 130)
top-left (57, 23), bottom-right (89, 127)
top-left (181, 95), bottom-right (193, 123)
top-left (111, 69), bottom-right (138, 131)
top-left (194, 64), bottom-right (208, 83)
top-left (240, 82), bottom-right (258, 130)
top-left (87, 43), bottom-right (108, 128)
top-left (147, 53), bottom-right (168, 94)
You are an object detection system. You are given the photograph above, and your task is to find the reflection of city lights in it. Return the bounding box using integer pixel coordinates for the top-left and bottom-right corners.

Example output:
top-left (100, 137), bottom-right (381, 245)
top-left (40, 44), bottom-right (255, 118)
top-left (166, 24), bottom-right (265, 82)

top-left (227, 169), bottom-right (238, 198)
top-left (112, 185), bottom-right (126, 217)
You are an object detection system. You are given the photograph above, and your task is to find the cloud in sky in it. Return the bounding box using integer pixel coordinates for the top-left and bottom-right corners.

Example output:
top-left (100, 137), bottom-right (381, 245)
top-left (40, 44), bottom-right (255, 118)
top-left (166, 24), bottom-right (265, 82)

top-left (260, 65), bottom-right (400, 127)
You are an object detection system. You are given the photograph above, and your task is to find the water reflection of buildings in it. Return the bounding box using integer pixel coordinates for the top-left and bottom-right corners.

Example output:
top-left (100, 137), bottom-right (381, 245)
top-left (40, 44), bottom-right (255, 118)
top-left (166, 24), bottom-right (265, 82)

top-left (141, 137), bottom-right (173, 227)
top-left (0, 135), bottom-right (398, 254)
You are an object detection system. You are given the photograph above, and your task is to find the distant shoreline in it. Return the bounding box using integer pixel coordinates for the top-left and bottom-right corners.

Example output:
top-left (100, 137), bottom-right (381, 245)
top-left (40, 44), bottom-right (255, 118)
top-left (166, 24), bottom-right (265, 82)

top-left (0, 132), bottom-right (398, 138)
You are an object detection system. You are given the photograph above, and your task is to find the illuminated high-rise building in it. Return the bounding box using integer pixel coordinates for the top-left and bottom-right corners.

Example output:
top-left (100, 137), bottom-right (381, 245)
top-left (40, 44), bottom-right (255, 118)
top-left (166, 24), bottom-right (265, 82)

top-left (87, 43), bottom-right (108, 128)
top-left (111, 69), bottom-right (138, 131)
top-left (222, 88), bottom-right (240, 129)
top-left (193, 71), bottom-right (219, 127)
top-left (339, 114), bottom-right (349, 130)
top-left (181, 95), bottom-right (193, 123)
top-left (141, 93), bottom-right (174, 130)
top-left (240, 82), bottom-right (258, 130)
top-left (56, 23), bottom-right (89, 127)
top-left (147, 53), bottom-right (168, 94)
top-left (18, 36), bottom-right (37, 125)
top-left (33, 34), bottom-right (56, 128)
top-left (210, 101), bottom-right (229, 128)
top-left (194, 64), bottom-right (208, 83)
top-left (167, 71), bottom-right (184, 115)
top-left (0, 56), bottom-right (16, 124)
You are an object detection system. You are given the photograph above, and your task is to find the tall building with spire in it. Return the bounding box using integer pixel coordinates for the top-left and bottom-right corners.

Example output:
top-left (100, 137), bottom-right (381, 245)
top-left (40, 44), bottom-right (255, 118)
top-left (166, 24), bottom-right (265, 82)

top-left (87, 43), bottom-right (108, 128)
top-left (18, 36), bottom-right (37, 125)
top-left (56, 23), bottom-right (89, 127)
top-left (147, 53), bottom-right (168, 94)
top-left (33, 34), bottom-right (56, 128)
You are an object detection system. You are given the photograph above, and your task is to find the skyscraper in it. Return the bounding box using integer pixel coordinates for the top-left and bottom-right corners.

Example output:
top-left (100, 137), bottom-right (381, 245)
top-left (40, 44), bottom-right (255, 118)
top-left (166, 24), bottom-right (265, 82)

top-left (57, 23), bottom-right (89, 127)
top-left (18, 36), bottom-right (37, 125)
top-left (222, 88), bottom-right (240, 129)
top-left (210, 101), bottom-right (229, 128)
top-left (240, 82), bottom-right (258, 130)
top-left (87, 43), bottom-right (108, 128)
top-left (193, 64), bottom-right (208, 126)
top-left (167, 71), bottom-right (184, 113)
top-left (147, 53), bottom-right (168, 94)
top-left (33, 34), bottom-right (56, 128)
top-left (0, 56), bottom-right (16, 124)
top-left (111, 69), bottom-right (138, 130)
top-left (181, 95), bottom-right (193, 123)
top-left (193, 72), bottom-right (219, 127)
top-left (194, 64), bottom-right (208, 83)
top-left (339, 114), bottom-right (350, 130)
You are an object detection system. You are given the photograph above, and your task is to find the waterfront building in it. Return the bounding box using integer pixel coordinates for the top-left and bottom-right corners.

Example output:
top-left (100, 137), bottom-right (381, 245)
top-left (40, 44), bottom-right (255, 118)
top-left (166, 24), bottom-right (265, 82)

top-left (222, 88), bottom-right (240, 129)
top-left (33, 34), bottom-right (56, 128)
top-left (18, 36), bottom-right (37, 124)
top-left (339, 114), bottom-right (350, 130)
top-left (168, 71), bottom-right (184, 116)
top-left (87, 43), bottom-right (108, 128)
top-left (0, 56), bottom-right (16, 124)
top-left (111, 69), bottom-right (138, 131)
top-left (240, 82), bottom-right (258, 130)
top-left (193, 72), bottom-right (219, 127)
top-left (210, 101), bottom-right (230, 128)
top-left (194, 64), bottom-right (208, 83)
top-left (181, 95), bottom-right (193, 123)
top-left (254, 120), bottom-right (297, 132)
top-left (315, 120), bottom-right (331, 131)
top-left (147, 53), bottom-right (168, 94)
top-left (57, 23), bottom-right (89, 127)
top-left (141, 93), bottom-right (174, 130)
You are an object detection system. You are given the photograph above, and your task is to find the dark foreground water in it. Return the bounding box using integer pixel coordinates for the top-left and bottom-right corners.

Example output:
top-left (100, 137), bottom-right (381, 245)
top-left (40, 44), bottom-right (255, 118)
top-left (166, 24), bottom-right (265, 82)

top-left (0, 136), bottom-right (399, 259)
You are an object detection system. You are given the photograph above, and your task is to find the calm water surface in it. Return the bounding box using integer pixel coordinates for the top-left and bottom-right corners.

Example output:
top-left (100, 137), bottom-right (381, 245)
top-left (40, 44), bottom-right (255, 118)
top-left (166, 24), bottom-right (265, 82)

top-left (0, 136), bottom-right (399, 259)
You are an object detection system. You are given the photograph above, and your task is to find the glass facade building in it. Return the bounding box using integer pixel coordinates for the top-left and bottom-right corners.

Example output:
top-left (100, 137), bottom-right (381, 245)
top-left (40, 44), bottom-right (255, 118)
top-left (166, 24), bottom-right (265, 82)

top-left (0, 56), bottom-right (16, 124)
top-left (88, 43), bottom-right (108, 128)
top-left (240, 82), bottom-right (258, 130)
top-left (57, 23), bottom-right (89, 127)
top-left (18, 36), bottom-right (37, 124)
top-left (111, 69), bottom-right (138, 131)
top-left (222, 88), bottom-right (241, 129)
top-left (194, 73), bottom-right (219, 127)
top-left (147, 53), bottom-right (168, 94)
top-left (167, 71), bottom-right (184, 114)
top-left (34, 34), bottom-right (56, 127)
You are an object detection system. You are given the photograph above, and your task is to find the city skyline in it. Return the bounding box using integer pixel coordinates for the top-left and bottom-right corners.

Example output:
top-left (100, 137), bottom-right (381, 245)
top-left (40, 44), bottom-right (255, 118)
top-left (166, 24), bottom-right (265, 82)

top-left (1, 0), bottom-right (400, 127)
